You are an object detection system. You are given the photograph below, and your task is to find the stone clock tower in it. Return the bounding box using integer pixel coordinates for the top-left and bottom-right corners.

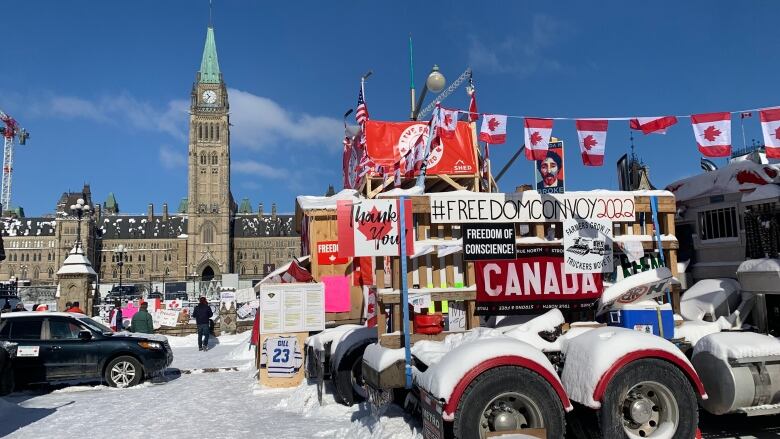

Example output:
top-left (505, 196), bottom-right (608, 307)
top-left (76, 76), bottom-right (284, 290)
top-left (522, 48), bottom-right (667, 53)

top-left (186, 26), bottom-right (234, 281)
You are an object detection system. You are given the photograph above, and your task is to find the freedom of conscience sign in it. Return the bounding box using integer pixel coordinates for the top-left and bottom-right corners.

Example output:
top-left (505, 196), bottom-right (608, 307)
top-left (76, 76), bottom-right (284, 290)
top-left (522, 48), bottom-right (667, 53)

top-left (475, 246), bottom-right (603, 315)
top-left (429, 192), bottom-right (635, 223)
top-left (562, 219), bottom-right (614, 274)
top-left (337, 199), bottom-right (414, 257)
top-left (462, 223), bottom-right (516, 261)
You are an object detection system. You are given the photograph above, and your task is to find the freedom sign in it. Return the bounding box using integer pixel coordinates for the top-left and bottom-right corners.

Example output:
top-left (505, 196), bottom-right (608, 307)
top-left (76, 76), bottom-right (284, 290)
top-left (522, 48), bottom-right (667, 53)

top-left (429, 192), bottom-right (635, 223)
top-left (462, 223), bottom-right (516, 261)
top-left (475, 246), bottom-right (603, 315)
top-left (337, 199), bottom-right (414, 257)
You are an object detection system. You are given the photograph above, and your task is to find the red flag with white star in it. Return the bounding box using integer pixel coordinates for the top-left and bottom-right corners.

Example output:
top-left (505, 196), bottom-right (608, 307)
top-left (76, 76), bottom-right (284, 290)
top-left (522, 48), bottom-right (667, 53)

top-left (524, 118), bottom-right (553, 161)
top-left (760, 108), bottom-right (780, 158)
top-left (691, 112), bottom-right (731, 157)
top-left (479, 114), bottom-right (507, 144)
top-left (575, 120), bottom-right (608, 166)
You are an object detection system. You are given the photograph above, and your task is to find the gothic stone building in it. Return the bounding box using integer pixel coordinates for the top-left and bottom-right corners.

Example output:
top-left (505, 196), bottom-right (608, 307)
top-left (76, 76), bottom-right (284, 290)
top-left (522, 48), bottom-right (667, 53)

top-left (0, 26), bottom-right (299, 293)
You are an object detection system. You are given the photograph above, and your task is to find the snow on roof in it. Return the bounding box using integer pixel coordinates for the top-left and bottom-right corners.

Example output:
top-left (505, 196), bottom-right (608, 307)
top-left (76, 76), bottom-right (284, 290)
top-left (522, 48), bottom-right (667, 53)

top-left (233, 215), bottom-right (297, 238)
top-left (56, 246), bottom-right (97, 276)
top-left (296, 189), bottom-right (359, 210)
top-left (666, 160), bottom-right (780, 202)
top-left (693, 332), bottom-right (780, 361)
top-left (1, 217), bottom-right (56, 237)
top-left (99, 215), bottom-right (185, 240)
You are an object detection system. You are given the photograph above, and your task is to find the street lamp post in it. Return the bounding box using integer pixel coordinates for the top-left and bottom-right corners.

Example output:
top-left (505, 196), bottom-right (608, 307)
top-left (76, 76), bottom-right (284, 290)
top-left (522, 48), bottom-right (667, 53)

top-left (115, 244), bottom-right (125, 303)
top-left (411, 65), bottom-right (447, 120)
top-left (70, 198), bottom-right (91, 250)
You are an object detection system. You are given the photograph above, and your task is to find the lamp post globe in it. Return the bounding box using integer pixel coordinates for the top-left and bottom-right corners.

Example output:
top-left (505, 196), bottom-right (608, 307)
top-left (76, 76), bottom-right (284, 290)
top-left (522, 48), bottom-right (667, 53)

top-left (426, 65), bottom-right (446, 93)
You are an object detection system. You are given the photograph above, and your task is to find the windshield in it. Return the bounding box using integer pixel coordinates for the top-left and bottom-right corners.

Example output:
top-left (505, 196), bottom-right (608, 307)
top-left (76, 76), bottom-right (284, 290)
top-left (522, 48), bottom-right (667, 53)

top-left (78, 316), bottom-right (113, 333)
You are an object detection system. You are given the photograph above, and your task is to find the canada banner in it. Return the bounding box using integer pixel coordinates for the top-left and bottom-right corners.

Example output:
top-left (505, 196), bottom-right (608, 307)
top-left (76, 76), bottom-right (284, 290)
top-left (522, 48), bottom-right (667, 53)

top-left (760, 108), bottom-right (780, 158)
top-left (364, 120), bottom-right (477, 176)
top-left (475, 246), bottom-right (603, 315)
top-left (336, 199), bottom-right (414, 257)
top-left (691, 112), bottom-right (732, 158)
top-left (575, 119), bottom-right (608, 166)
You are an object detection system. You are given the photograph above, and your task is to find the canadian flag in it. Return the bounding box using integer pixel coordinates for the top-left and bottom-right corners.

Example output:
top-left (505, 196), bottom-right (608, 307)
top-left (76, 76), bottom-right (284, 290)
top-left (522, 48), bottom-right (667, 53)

top-left (760, 108), bottom-right (780, 158)
top-left (691, 112), bottom-right (731, 158)
top-left (576, 120), bottom-right (608, 166)
top-left (437, 107), bottom-right (458, 139)
top-left (524, 118), bottom-right (553, 161)
top-left (629, 116), bottom-right (678, 135)
top-left (479, 114), bottom-right (507, 144)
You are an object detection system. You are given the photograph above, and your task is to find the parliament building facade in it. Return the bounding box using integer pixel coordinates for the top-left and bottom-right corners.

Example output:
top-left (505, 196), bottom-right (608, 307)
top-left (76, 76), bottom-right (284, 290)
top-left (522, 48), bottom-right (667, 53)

top-left (0, 26), bottom-right (299, 293)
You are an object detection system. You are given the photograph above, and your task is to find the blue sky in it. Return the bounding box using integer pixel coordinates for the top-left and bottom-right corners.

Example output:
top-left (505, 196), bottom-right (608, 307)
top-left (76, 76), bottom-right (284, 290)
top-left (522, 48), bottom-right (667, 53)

top-left (1, 1), bottom-right (778, 216)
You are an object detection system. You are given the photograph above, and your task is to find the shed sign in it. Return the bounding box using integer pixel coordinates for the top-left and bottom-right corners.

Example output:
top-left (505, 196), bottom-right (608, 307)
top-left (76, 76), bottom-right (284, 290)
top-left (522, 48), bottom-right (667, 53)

top-left (462, 223), bottom-right (516, 261)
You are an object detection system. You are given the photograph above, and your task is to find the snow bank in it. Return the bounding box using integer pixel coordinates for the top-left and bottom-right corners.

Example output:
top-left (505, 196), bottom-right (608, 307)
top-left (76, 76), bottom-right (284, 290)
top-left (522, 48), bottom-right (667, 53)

top-left (738, 258), bottom-right (780, 273)
top-left (500, 309), bottom-right (566, 352)
top-left (693, 332), bottom-right (780, 361)
top-left (413, 334), bottom-right (558, 407)
top-left (597, 267), bottom-right (674, 313)
top-left (363, 343), bottom-right (406, 372)
top-left (165, 331), bottom-right (250, 348)
top-left (674, 320), bottom-right (723, 345)
top-left (560, 326), bottom-right (693, 408)
top-left (666, 161), bottom-right (780, 202)
top-left (679, 278), bottom-right (741, 321)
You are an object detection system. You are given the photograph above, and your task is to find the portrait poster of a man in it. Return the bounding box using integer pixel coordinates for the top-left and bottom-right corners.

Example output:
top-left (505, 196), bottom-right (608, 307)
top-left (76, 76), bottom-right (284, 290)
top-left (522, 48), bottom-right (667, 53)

top-left (535, 141), bottom-right (565, 194)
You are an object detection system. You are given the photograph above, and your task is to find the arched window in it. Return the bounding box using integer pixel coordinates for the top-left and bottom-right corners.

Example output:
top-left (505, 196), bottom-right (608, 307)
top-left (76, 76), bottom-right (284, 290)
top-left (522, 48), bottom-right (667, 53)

top-left (112, 269), bottom-right (117, 278)
top-left (47, 267), bottom-right (53, 278)
top-left (208, 123), bottom-right (213, 140)
top-left (211, 152), bottom-right (218, 165)
top-left (33, 267), bottom-right (39, 279)
top-left (202, 222), bottom-right (215, 244)
top-left (253, 265), bottom-right (258, 275)
top-left (139, 267), bottom-right (144, 277)
top-left (200, 152), bottom-right (207, 165)
top-left (198, 123), bottom-right (202, 140)
top-left (126, 268), bottom-right (131, 278)
top-left (164, 267), bottom-right (170, 276)
top-left (216, 124), bottom-right (220, 141)
top-left (240, 265), bottom-right (246, 275)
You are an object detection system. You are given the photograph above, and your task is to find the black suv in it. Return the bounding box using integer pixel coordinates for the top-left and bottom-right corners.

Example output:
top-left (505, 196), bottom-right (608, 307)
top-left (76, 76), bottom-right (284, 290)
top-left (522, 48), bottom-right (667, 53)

top-left (107, 285), bottom-right (142, 301)
top-left (0, 312), bottom-right (173, 390)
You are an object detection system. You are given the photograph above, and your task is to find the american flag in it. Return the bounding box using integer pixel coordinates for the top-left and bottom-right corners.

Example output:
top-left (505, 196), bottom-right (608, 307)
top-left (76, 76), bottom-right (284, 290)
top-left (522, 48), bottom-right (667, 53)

top-left (356, 87), bottom-right (369, 125)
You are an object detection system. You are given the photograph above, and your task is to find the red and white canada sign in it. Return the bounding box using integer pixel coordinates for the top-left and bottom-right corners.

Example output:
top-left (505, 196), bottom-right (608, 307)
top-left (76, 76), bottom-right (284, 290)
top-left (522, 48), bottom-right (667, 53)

top-left (475, 246), bottom-right (603, 315)
top-left (316, 241), bottom-right (348, 265)
top-left (336, 199), bottom-right (414, 257)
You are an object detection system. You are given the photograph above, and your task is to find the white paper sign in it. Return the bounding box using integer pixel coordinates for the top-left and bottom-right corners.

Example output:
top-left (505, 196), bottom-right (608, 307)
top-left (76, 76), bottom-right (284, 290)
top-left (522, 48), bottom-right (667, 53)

top-left (237, 303), bottom-right (253, 319)
top-left (448, 302), bottom-right (466, 332)
top-left (409, 292), bottom-right (432, 313)
top-left (563, 219), bottom-right (614, 273)
top-left (155, 310), bottom-right (180, 328)
top-left (17, 346), bottom-right (40, 357)
top-left (260, 283), bottom-right (325, 334)
top-left (429, 192), bottom-right (636, 223)
top-left (621, 240), bottom-right (645, 263)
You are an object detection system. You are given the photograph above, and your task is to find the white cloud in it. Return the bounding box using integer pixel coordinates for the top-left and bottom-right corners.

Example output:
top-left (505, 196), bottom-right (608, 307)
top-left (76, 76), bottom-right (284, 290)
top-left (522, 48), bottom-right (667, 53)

top-left (232, 160), bottom-right (288, 179)
top-left (228, 88), bottom-right (343, 152)
top-left (468, 14), bottom-right (568, 77)
top-left (159, 145), bottom-right (187, 169)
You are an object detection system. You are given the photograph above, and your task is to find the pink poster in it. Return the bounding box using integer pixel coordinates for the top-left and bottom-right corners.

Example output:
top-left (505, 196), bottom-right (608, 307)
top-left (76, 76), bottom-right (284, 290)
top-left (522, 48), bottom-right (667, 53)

top-left (322, 275), bottom-right (351, 313)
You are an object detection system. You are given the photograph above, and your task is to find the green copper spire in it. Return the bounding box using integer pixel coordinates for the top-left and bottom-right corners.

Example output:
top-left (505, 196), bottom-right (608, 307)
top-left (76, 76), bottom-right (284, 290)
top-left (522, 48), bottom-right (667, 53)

top-left (199, 27), bottom-right (221, 84)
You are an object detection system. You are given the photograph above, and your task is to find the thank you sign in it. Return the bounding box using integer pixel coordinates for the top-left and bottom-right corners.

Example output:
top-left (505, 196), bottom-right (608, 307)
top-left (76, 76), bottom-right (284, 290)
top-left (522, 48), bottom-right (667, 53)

top-left (337, 199), bottom-right (414, 257)
top-left (462, 223), bottom-right (516, 261)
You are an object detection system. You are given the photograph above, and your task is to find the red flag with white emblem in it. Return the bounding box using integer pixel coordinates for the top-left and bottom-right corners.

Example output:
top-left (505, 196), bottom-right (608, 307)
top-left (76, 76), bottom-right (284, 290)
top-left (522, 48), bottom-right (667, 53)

top-left (760, 108), bottom-right (780, 158)
top-left (691, 112), bottom-right (731, 157)
top-left (524, 118), bottom-right (553, 161)
top-left (437, 107), bottom-right (458, 139)
top-left (479, 114), bottom-right (507, 144)
top-left (576, 120), bottom-right (608, 166)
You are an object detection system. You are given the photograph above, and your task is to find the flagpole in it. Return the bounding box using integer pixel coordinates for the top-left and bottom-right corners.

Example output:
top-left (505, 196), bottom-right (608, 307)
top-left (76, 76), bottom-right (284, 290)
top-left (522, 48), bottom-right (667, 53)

top-left (741, 115), bottom-right (748, 151)
top-left (409, 34), bottom-right (416, 120)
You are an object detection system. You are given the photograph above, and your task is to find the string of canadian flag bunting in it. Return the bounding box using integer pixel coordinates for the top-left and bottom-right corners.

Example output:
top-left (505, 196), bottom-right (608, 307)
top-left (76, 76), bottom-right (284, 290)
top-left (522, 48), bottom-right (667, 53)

top-left (344, 83), bottom-right (780, 191)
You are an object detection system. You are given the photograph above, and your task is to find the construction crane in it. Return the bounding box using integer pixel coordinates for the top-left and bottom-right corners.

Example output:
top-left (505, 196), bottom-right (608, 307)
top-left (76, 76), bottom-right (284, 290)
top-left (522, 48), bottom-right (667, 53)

top-left (0, 110), bottom-right (29, 212)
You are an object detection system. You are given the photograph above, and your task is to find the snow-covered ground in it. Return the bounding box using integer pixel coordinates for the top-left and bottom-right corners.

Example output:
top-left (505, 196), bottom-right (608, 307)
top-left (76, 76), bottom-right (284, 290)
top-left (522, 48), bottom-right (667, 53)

top-left (0, 331), bottom-right (420, 439)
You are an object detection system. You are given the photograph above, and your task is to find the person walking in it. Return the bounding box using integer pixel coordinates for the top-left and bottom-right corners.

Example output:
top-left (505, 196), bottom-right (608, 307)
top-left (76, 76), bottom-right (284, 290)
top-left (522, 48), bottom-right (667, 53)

top-left (192, 297), bottom-right (213, 351)
top-left (109, 301), bottom-right (124, 331)
top-left (130, 302), bottom-right (154, 334)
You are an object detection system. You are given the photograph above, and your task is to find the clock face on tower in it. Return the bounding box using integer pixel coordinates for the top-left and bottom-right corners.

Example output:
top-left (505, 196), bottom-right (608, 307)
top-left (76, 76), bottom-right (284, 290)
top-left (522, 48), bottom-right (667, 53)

top-left (202, 90), bottom-right (217, 104)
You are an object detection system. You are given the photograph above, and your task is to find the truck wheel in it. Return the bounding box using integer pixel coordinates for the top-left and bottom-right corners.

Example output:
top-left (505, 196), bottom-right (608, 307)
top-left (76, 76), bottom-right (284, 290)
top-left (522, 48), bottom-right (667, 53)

top-left (453, 366), bottom-right (565, 439)
top-left (333, 345), bottom-right (371, 406)
top-left (105, 356), bottom-right (143, 388)
top-left (0, 349), bottom-right (14, 396)
top-left (598, 359), bottom-right (697, 439)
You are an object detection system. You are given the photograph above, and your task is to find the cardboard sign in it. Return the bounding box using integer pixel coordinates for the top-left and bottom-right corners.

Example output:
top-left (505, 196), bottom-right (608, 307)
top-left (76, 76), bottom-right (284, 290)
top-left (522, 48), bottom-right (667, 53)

top-left (316, 241), bottom-right (348, 265)
top-left (563, 219), bottom-right (614, 273)
top-left (429, 192), bottom-right (636, 223)
top-left (337, 199), bottom-right (414, 257)
top-left (535, 140), bottom-right (566, 194)
top-left (364, 120), bottom-right (477, 176)
top-left (475, 246), bottom-right (603, 315)
top-left (155, 310), bottom-right (180, 328)
top-left (462, 223), bottom-right (516, 261)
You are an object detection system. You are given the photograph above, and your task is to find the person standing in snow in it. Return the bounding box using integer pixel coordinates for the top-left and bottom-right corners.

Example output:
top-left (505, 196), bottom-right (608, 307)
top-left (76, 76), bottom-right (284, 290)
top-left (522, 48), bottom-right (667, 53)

top-left (109, 301), bottom-right (123, 331)
top-left (130, 302), bottom-right (154, 334)
top-left (192, 297), bottom-right (213, 351)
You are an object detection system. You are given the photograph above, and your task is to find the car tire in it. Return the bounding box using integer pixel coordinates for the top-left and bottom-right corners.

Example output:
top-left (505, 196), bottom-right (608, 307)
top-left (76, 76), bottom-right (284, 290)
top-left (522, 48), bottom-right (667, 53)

top-left (104, 356), bottom-right (143, 388)
top-left (452, 366), bottom-right (566, 439)
top-left (0, 348), bottom-right (14, 396)
top-left (597, 359), bottom-right (698, 439)
top-left (332, 341), bottom-right (373, 406)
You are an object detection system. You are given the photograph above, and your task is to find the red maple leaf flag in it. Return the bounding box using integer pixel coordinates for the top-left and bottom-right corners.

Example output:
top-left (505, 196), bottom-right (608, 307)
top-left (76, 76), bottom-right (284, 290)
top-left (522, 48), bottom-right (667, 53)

top-left (629, 116), bottom-right (678, 135)
top-left (479, 114), bottom-right (507, 144)
top-left (437, 107), bottom-right (459, 139)
top-left (576, 119), bottom-right (608, 166)
top-left (691, 112), bottom-right (731, 158)
top-left (760, 108), bottom-right (780, 158)
top-left (524, 118), bottom-right (553, 160)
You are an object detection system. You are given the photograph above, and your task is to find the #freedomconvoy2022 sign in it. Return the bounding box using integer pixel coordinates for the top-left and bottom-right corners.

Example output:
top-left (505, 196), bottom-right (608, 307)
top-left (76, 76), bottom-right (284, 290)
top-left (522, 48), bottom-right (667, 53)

top-left (337, 199), bottom-right (414, 257)
top-left (475, 246), bottom-right (603, 315)
top-left (462, 223), bottom-right (516, 261)
top-left (429, 192), bottom-right (635, 224)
